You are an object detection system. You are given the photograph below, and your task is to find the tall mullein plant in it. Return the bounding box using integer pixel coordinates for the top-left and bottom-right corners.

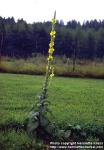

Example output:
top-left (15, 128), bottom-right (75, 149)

top-left (27, 12), bottom-right (57, 136)
top-left (37, 11), bottom-right (57, 123)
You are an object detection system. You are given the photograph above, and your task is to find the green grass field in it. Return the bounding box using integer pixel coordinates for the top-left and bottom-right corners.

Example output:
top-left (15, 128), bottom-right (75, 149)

top-left (0, 73), bottom-right (104, 131)
top-left (0, 73), bottom-right (104, 149)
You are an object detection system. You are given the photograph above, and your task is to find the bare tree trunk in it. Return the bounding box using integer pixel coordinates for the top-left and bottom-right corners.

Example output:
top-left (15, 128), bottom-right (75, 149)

top-left (0, 32), bottom-right (4, 63)
top-left (72, 48), bottom-right (77, 72)
top-left (0, 21), bottom-right (5, 65)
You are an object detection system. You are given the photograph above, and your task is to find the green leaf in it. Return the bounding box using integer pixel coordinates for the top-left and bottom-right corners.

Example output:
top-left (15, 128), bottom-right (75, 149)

top-left (28, 111), bottom-right (39, 120)
top-left (64, 130), bottom-right (71, 139)
top-left (57, 129), bottom-right (65, 139)
top-left (27, 121), bottom-right (39, 133)
top-left (68, 123), bottom-right (72, 128)
top-left (27, 111), bottom-right (39, 134)
top-left (74, 125), bottom-right (81, 130)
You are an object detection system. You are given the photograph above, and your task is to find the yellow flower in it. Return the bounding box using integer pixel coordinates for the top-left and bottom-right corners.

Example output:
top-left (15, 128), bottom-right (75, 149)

top-left (49, 42), bottom-right (54, 48)
top-left (47, 55), bottom-right (53, 61)
top-left (50, 66), bottom-right (54, 78)
top-left (50, 30), bottom-right (56, 36)
top-left (51, 18), bottom-right (57, 24)
top-left (48, 48), bottom-right (54, 54)
top-left (50, 73), bottom-right (54, 78)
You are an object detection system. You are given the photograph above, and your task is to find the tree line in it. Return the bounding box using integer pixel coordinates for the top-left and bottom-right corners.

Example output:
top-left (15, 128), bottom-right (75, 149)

top-left (0, 16), bottom-right (104, 59)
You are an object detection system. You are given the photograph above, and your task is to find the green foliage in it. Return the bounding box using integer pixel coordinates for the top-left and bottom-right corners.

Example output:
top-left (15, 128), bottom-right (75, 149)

top-left (1, 16), bottom-right (104, 59)
top-left (27, 111), bottom-right (39, 136)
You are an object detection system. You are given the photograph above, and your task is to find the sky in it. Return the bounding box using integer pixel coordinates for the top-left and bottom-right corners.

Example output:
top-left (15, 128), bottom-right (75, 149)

top-left (0, 0), bottom-right (104, 24)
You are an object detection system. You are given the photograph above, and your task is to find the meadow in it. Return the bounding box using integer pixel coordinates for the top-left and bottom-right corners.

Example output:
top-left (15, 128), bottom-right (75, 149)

top-left (0, 55), bottom-right (104, 78)
top-left (0, 73), bottom-right (104, 149)
top-left (0, 73), bottom-right (104, 127)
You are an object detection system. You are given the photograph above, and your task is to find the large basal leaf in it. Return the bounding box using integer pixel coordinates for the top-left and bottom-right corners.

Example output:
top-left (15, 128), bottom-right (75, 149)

top-left (27, 121), bottom-right (39, 133)
top-left (40, 116), bottom-right (49, 127)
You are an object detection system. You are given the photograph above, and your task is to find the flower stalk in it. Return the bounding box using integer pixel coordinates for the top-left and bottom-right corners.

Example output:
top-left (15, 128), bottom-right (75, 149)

top-left (38, 11), bottom-right (57, 123)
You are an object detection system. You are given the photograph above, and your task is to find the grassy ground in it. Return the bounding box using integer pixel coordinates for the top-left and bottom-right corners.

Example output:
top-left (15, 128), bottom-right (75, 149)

top-left (0, 73), bottom-right (104, 131)
top-left (0, 73), bottom-right (104, 149)
top-left (0, 130), bottom-right (37, 150)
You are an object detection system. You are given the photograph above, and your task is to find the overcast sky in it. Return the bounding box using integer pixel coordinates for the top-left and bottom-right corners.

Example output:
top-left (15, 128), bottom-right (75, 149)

top-left (0, 0), bottom-right (104, 24)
